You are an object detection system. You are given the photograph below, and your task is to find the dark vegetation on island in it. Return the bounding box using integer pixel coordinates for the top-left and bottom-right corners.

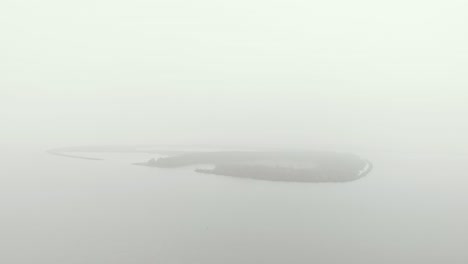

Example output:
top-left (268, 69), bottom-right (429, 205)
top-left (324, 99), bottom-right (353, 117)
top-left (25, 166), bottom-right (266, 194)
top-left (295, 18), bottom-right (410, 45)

top-left (135, 151), bottom-right (373, 182)
top-left (46, 146), bottom-right (372, 182)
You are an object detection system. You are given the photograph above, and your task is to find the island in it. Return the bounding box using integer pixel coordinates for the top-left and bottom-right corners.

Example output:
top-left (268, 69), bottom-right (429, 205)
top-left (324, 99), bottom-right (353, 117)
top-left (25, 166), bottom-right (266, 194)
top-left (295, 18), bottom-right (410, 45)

top-left (47, 145), bottom-right (373, 182)
top-left (135, 151), bottom-right (372, 182)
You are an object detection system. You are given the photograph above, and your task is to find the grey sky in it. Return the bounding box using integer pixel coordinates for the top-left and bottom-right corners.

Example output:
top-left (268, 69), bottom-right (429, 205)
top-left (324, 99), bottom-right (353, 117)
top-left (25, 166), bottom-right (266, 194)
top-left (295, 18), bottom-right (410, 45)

top-left (2, 0), bottom-right (468, 150)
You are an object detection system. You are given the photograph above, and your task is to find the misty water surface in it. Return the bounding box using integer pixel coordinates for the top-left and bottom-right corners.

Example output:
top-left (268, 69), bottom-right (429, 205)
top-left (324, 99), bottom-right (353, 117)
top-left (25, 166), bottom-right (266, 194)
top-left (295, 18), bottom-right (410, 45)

top-left (1, 148), bottom-right (467, 263)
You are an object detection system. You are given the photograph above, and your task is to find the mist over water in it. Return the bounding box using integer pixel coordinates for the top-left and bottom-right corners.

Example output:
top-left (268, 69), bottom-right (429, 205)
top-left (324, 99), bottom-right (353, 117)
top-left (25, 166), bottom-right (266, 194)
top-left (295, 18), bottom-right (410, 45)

top-left (2, 0), bottom-right (468, 263)
top-left (2, 148), bottom-right (468, 263)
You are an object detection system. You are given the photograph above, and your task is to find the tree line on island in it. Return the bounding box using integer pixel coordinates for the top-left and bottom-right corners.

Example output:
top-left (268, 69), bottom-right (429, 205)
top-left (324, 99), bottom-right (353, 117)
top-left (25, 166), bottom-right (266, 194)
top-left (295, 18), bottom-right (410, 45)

top-left (135, 151), bottom-right (372, 183)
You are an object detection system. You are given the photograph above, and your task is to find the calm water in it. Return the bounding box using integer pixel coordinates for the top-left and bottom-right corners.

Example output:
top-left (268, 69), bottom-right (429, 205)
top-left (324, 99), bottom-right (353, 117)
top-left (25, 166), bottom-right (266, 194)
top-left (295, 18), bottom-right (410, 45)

top-left (1, 148), bottom-right (467, 263)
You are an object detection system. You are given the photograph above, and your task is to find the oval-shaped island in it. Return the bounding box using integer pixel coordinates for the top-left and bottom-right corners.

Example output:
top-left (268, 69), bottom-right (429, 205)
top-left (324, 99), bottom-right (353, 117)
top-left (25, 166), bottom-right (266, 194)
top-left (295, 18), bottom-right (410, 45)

top-left (135, 151), bottom-right (373, 182)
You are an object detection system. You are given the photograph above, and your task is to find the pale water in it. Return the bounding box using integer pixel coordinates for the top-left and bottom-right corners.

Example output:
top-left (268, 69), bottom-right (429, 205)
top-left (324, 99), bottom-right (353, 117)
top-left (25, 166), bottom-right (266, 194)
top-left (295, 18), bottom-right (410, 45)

top-left (1, 148), bottom-right (467, 263)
